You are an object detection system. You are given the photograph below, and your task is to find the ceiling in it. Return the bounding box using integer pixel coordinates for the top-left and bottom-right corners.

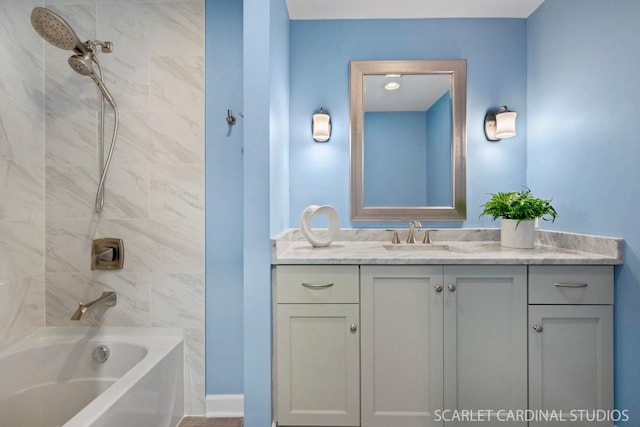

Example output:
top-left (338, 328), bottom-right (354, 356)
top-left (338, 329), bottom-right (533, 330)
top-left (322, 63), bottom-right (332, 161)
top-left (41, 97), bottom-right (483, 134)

top-left (364, 74), bottom-right (451, 112)
top-left (286, 0), bottom-right (545, 20)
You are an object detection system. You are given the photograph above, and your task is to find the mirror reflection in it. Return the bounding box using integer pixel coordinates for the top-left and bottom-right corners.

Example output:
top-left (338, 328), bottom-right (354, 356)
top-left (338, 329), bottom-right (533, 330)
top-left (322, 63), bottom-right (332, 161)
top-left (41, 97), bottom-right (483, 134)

top-left (350, 60), bottom-right (467, 221)
top-left (363, 74), bottom-right (452, 207)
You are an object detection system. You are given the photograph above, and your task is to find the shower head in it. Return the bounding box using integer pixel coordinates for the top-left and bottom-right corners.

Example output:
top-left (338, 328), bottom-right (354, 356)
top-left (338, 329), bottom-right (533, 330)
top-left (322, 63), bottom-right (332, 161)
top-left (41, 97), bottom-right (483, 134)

top-left (68, 54), bottom-right (93, 76)
top-left (68, 54), bottom-right (117, 108)
top-left (31, 7), bottom-right (84, 52)
top-left (32, 7), bottom-right (117, 109)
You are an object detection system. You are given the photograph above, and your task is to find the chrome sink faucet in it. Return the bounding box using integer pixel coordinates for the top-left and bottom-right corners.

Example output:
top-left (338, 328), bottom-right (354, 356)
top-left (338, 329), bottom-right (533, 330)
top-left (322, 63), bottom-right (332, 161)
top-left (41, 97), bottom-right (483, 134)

top-left (70, 291), bottom-right (117, 320)
top-left (407, 220), bottom-right (422, 243)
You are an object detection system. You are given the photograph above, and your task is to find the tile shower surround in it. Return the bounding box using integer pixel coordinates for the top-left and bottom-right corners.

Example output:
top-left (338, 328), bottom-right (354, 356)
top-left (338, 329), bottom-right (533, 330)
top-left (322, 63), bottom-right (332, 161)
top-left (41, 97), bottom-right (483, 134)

top-left (0, 0), bottom-right (205, 415)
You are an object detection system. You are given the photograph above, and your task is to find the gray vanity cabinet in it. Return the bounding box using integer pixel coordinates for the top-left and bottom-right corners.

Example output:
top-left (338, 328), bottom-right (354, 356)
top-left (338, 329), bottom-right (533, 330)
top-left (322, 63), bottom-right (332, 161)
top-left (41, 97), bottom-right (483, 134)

top-left (442, 266), bottom-right (528, 427)
top-left (527, 266), bottom-right (614, 427)
top-left (361, 265), bottom-right (528, 427)
top-left (360, 266), bottom-right (444, 427)
top-left (273, 263), bottom-right (614, 427)
top-left (274, 265), bottom-right (360, 426)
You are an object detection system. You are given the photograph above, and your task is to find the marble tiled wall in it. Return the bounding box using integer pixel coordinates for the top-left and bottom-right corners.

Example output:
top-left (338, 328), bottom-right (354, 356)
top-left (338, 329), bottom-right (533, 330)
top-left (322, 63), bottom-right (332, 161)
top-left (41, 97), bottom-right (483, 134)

top-left (42, 0), bottom-right (205, 414)
top-left (3, 0), bottom-right (206, 414)
top-left (0, 1), bottom-right (46, 346)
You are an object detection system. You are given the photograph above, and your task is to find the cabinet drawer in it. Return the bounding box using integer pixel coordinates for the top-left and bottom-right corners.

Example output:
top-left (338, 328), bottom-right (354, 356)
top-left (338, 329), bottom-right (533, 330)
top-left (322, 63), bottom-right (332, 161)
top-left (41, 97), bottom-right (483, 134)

top-left (528, 266), bottom-right (613, 305)
top-left (276, 265), bottom-right (359, 303)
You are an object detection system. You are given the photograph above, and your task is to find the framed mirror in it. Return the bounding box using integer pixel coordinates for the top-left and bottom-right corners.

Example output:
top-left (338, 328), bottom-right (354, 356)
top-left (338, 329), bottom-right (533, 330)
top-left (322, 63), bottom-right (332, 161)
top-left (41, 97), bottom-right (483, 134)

top-left (350, 60), bottom-right (467, 221)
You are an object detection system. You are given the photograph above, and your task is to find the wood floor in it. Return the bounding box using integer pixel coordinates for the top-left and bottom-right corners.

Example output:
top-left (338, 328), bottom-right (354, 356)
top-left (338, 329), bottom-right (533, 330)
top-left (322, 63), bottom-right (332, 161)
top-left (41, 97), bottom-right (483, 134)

top-left (178, 417), bottom-right (244, 427)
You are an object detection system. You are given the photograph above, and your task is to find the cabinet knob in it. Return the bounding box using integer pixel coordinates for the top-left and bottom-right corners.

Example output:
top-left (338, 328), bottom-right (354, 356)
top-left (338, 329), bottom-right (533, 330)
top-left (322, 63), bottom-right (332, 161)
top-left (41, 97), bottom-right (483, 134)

top-left (350, 323), bottom-right (358, 333)
top-left (533, 324), bottom-right (543, 333)
top-left (435, 284), bottom-right (443, 293)
top-left (448, 284), bottom-right (456, 292)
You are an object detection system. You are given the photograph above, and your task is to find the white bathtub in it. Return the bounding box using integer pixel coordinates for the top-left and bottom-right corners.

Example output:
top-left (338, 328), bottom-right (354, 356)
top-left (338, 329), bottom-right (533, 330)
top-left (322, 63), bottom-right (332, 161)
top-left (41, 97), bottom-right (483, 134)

top-left (0, 327), bottom-right (183, 427)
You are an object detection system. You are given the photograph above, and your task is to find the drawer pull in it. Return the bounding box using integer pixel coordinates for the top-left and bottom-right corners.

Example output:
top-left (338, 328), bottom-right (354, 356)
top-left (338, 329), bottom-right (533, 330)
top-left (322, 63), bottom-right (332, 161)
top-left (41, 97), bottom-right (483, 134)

top-left (301, 282), bottom-right (335, 289)
top-left (554, 282), bottom-right (588, 288)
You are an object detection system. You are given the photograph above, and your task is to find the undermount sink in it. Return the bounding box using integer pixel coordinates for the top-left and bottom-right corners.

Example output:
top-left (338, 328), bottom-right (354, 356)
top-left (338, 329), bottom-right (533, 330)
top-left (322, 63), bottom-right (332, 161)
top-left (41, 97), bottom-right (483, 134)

top-left (382, 243), bottom-right (456, 251)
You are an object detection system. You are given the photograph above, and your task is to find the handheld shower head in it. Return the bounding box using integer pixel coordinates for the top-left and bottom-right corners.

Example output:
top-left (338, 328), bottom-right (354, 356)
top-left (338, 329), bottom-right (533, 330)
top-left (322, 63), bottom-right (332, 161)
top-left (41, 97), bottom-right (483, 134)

top-left (68, 54), bottom-right (93, 76)
top-left (68, 54), bottom-right (117, 108)
top-left (31, 7), bottom-right (84, 52)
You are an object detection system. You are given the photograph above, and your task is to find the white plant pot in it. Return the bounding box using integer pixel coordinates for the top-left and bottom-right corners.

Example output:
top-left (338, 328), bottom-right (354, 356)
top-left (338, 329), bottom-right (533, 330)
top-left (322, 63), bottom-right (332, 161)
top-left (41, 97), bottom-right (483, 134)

top-left (501, 219), bottom-right (535, 249)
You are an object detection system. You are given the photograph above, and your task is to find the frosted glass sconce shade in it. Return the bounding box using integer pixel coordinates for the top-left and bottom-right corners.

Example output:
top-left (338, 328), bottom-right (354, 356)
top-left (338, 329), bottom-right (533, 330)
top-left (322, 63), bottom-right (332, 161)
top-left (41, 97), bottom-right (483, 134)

top-left (312, 108), bottom-right (331, 142)
top-left (484, 106), bottom-right (517, 141)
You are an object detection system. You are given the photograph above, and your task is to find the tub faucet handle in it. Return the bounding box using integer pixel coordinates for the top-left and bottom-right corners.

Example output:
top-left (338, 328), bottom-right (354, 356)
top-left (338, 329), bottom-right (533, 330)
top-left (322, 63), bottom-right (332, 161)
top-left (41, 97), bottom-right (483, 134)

top-left (91, 238), bottom-right (124, 271)
top-left (96, 247), bottom-right (115, 261)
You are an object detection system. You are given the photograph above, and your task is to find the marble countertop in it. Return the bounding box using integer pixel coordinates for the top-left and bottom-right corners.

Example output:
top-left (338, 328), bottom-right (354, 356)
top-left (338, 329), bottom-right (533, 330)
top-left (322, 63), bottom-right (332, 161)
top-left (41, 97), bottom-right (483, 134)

top-left (271, 228), bottom-right (624, 265)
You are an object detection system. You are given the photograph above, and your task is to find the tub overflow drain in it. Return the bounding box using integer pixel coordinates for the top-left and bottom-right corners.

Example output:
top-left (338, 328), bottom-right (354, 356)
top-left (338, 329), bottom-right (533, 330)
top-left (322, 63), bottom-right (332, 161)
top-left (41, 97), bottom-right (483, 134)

top-left (92, 345), bottom-right (110, 364)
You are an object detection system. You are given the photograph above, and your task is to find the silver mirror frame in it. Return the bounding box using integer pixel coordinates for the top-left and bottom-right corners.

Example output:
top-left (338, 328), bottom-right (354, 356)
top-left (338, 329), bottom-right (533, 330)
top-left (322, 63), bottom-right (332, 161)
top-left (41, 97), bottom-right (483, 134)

top-left (349, 59), bottom-right (467, 221)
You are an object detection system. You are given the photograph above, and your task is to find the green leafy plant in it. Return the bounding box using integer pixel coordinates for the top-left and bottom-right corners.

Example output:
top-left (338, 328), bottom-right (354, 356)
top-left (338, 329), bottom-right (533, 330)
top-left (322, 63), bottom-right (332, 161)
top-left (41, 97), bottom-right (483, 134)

top-left (480, 188), bottom-right (557, 225)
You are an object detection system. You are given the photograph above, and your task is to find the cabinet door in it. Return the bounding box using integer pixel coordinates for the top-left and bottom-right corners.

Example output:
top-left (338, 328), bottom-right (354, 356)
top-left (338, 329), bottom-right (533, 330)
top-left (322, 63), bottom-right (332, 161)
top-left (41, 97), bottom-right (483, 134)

top-left (276, 303), bottom-right (360, 426)
top-left (361, 265), bottom-right (444, 427)
top-left (443, 266), bottom-right (528, 427)
top-left (529, 305), bottom-right (613, 427)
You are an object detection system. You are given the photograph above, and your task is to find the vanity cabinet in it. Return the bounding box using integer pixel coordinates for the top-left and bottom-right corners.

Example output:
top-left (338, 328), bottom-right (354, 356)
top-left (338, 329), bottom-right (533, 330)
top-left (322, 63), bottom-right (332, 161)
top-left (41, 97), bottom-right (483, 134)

top-left (527, 266), bottom-right (614, 426)
top-left (273, 263), bottom-right (614, 427)
top-left (274, 265), bottom-right (360, 426)
top-left (360, 265), bottom-right (527, 427)
top-left (360, 266), bottom-right (444, 427)
top-left (443, 266), bottom-right (528, 427)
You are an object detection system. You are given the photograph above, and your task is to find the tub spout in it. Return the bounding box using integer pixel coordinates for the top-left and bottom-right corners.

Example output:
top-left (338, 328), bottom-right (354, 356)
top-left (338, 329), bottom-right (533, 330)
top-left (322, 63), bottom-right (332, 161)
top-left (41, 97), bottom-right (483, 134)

top-left (71, 291), bottom-right (117, 320)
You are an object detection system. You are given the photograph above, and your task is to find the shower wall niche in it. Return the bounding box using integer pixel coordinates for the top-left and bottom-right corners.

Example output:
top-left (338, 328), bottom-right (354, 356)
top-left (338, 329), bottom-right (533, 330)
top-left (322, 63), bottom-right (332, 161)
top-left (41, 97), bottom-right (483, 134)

top-left (0, 0), bottom-right (206, 416)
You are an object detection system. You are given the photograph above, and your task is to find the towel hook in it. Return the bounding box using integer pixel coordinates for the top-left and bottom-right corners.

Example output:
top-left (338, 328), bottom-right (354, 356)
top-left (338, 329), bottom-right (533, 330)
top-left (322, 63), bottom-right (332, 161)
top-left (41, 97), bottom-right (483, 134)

top-left (226, 109), bottom-right (244, 125)
top-left (226, 109), bottom-right (236, 125)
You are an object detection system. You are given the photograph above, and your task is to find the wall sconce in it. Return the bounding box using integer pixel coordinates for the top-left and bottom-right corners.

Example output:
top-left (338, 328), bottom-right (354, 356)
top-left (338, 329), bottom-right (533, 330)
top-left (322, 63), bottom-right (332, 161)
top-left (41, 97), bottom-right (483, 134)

top-left (484, 106), bottom-right (518, 141)
top-left (312, 108), bottom-right (331, 142)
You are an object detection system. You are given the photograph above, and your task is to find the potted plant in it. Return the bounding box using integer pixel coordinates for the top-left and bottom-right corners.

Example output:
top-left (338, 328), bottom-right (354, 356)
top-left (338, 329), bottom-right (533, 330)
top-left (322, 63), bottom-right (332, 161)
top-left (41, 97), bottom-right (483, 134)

top-left (480, 188), bottom-right (557, 248)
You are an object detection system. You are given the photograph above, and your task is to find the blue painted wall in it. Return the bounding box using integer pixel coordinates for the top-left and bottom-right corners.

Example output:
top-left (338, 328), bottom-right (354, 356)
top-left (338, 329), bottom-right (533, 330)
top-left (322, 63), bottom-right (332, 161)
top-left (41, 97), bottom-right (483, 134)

top-left (269, 0), bottom-right (291, 235)
top-left (426, 92), bottom-right (453, 206)
top-left (207, 4), bottom-right (638, 423)
top-left (527, 0), bottom-right (640, 419)
top-left (205, 0), bottom-right (244, 395)
top-left (289, 19), bottom-right (528, 228)
top-left (363, 111), bottom-right (428, 206)
top-left (205, 12), bottom-right (528, 403)
top-left (243, 0), bottom-right (289, 426)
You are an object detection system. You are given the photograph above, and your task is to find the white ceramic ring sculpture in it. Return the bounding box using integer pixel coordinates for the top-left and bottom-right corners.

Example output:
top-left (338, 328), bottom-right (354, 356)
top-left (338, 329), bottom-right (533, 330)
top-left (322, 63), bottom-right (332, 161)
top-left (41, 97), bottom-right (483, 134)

top-left (300, 205), bottom-right (340, 247)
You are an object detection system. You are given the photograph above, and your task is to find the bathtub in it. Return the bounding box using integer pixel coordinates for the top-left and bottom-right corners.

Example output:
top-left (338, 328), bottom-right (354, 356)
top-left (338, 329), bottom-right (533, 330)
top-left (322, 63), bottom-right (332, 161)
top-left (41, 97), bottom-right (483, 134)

top-left (0, 327), bottom-right (183, 427)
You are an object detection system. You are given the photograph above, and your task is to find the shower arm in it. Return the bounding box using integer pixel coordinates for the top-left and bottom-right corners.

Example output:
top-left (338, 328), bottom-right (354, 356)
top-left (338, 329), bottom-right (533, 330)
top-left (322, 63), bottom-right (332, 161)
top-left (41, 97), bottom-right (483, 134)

top-left (95, 40), bottom-right (113, 53)
top-left (81, 40), bottom-right (113, 55)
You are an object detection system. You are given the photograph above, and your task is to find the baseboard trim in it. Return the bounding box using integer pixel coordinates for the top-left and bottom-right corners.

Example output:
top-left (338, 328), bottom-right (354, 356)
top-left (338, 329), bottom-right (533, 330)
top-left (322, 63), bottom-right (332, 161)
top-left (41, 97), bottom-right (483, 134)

top-left (205, 394), bottom-right (244, 418)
